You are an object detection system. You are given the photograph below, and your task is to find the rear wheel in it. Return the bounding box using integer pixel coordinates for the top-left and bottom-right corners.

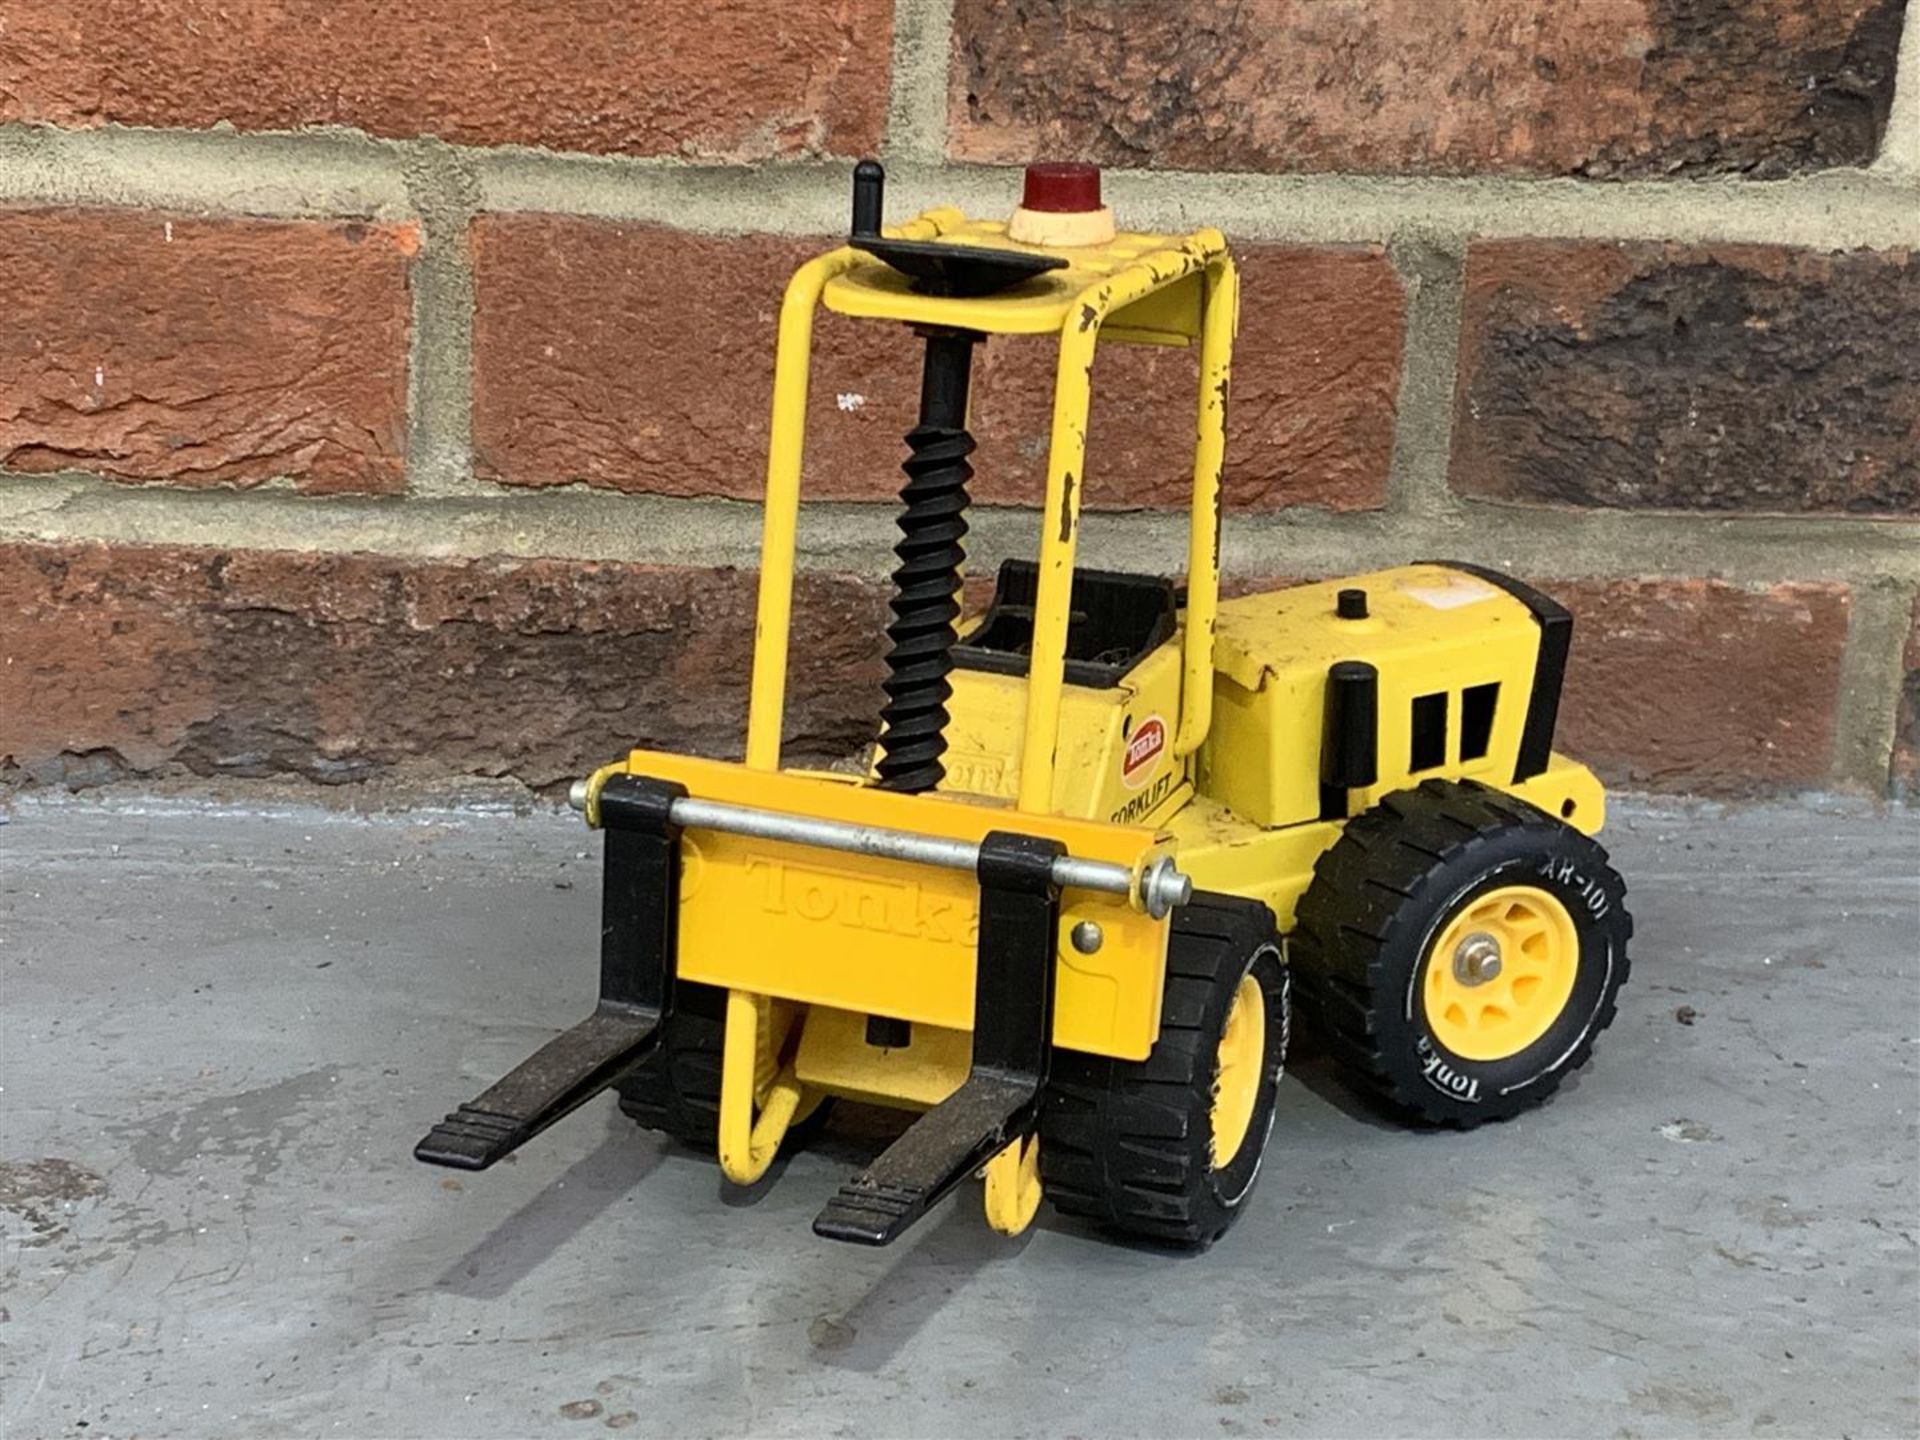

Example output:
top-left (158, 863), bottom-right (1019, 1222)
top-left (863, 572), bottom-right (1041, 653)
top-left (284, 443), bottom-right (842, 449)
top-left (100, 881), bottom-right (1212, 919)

top-left (1290, 779), bottom-right (1632, 1127)
top-left (1039, 894), bottom-right (1288, 1248)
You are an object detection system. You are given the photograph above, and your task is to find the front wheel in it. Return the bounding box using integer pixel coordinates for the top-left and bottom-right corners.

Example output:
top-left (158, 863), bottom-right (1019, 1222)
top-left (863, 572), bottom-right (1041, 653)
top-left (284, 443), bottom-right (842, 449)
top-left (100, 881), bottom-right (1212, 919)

top-left (615, 984), bottom-right (831, 1152)
top-left (1290, 779), bottom-right (1632, 1127)
top-left (1039, 894), bottom-right (1289, 1248)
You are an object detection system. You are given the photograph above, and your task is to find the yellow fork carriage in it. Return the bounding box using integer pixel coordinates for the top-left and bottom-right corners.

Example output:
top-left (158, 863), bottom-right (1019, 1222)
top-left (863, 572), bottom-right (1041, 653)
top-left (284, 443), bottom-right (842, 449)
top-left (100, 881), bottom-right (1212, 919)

top-left (418, 163), bottom-right (1633, 1248)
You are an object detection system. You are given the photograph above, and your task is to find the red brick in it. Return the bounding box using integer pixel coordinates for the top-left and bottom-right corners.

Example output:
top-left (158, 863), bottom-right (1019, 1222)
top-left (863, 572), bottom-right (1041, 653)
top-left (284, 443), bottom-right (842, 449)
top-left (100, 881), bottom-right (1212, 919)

top-left (0, 542), bottom-right (887, 789)
top-left (0, 1), bottom-right (892, 160)
top-left (1550, 579), bottom-right (1851, 795)
top-left (989, 247), bottom-right (1404, 511)
top-left (1452, 242), bottom-right (1919, 516)
top-left (950, 0), bottom-right (1906, 178)
top-left (471, 218), bottom-right (1402, 512)
top-left (1894, 597), bottom-right (1919, 798)
top-left (0, 211), bottom-right (415, 493)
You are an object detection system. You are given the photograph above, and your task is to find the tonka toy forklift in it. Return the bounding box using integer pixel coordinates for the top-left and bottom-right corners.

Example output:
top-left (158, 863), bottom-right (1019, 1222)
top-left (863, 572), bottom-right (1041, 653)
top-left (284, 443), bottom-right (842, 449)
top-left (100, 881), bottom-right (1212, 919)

top-left (417, 162), bottom-right (1632, 1248)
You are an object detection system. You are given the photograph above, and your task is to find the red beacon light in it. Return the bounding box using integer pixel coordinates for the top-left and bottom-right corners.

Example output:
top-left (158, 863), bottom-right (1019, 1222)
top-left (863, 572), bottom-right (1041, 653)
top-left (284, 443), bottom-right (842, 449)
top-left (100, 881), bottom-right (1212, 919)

top-left (1008, 162), bottom-right (1116, 248)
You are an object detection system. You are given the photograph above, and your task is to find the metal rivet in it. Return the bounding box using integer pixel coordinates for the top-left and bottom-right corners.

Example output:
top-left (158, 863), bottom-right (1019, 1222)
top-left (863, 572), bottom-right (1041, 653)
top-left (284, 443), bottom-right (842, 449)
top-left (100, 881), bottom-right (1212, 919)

top-left (1070, 920), bottom-right (1104, 955)
top-left (1452, 931), bottom-right (1503, 985)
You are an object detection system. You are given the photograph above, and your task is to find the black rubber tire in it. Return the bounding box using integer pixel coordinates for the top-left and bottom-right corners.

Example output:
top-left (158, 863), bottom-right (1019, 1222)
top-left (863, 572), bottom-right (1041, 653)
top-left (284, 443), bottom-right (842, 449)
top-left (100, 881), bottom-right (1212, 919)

top-left (613, 981), bottom-right (730, 1151)
top-left (614, 984), bottom-right (836, 1153)
top-left (1038, 894), bottom-right (1289, 1248)
top-left (1290, 778), bottom-right (1632, 1128)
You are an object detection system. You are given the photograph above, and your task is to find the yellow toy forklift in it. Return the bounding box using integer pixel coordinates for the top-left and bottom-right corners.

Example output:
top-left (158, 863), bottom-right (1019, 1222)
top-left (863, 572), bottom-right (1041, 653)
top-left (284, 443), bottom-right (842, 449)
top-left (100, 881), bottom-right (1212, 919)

top-left (417, 162), bottom-right (1632, 1248)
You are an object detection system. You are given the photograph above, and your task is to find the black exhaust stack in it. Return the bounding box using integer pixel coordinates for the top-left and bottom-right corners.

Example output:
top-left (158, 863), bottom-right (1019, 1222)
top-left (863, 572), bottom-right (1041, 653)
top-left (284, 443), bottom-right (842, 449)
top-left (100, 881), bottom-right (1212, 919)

top-left (848, 162), bottom-right (1067, 794)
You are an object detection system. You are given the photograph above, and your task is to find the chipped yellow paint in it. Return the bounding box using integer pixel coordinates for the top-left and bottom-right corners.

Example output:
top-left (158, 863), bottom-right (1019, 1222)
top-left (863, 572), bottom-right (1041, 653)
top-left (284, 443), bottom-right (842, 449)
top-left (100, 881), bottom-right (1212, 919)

top-left (821, 213), bottom-right (1216, 342)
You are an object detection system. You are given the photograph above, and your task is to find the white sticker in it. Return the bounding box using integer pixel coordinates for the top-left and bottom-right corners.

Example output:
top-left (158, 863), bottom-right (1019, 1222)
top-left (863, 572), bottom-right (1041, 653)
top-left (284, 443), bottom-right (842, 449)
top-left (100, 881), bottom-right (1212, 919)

top-left (1399, 576), bottom-right (1499, 611)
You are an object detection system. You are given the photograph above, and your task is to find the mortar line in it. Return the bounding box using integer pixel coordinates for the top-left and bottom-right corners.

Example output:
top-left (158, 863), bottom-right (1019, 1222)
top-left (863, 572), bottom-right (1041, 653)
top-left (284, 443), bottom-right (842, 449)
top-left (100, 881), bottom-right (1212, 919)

top-left (5, 123), bottom-right (1918, 247)
top-left (4, 477), bottom-right (1915, 586)
top-left (397, 143), bottom-right (486, 498)
top-left (1380, 233), bottom-right (1468, 523)
top-left (1830, 576), bottom-right (1919, 791)
top-left (0, 123), bottom-right (414, 218)
top-left (883, 0), bottom-right (956, 165)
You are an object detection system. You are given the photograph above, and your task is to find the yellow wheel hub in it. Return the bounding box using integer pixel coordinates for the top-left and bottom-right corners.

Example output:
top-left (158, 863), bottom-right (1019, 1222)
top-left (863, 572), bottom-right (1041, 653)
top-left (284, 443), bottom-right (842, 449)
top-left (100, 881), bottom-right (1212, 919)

top-left (1424, 885), bottom-right (1579, 1062)
top-left (1210, 973), bottom-right (1265, 1168)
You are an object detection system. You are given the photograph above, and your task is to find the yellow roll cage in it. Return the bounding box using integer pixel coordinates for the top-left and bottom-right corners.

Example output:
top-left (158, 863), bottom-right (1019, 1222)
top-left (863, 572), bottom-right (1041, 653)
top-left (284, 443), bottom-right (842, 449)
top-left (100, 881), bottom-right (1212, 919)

top-left (743, 209), bottom-right (1238, 812)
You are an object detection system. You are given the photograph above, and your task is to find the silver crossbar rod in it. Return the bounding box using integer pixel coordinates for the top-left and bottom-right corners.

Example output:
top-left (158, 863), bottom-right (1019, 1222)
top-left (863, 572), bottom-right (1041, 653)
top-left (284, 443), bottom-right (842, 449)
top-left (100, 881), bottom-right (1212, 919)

top-left (570, 780), bottom-right (1192, 918)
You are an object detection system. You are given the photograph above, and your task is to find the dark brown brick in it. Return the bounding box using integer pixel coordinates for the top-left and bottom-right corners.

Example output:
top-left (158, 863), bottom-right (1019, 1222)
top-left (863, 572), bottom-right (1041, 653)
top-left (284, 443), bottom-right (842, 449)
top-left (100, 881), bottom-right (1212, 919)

top-left (0, 210), bottom-right (415, 494)
top-left (0, 0), bottom-right (892, 160)
top-left (951, 0), bottom-right (1908, 178)
top-left (471, 218), bottom-right (1402, 512)
top-left (1452, 242), bottom-right (1920, 516)
top-left (1550, 578), bottom-right (1851, 795)
top-left (0, 542), bottom-right (887, 789)
top-left (0, 544), bottom-right (1859, 797)
top-left (1894, 597), bottom-right (1919, 798)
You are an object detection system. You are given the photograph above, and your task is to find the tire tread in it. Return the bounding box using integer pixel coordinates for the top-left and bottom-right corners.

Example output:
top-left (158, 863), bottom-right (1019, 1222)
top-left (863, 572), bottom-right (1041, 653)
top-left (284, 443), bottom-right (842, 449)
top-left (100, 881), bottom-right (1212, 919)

top-left (1291, 779), bottom-right (1632, 1127)
top-left (1040, 895), bottom-right (1285, 1247)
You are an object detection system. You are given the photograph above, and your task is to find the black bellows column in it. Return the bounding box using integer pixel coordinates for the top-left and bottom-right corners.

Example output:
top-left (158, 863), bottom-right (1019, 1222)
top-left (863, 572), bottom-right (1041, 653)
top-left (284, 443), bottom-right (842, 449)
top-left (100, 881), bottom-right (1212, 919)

top-left (875, 327), bottom-right (981, 793)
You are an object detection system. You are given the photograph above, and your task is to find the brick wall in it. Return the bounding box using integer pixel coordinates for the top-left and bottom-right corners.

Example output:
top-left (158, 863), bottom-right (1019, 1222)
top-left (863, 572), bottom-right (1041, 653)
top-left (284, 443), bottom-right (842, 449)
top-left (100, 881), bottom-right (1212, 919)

top-left (2, 0), bottom-right (1916, 800)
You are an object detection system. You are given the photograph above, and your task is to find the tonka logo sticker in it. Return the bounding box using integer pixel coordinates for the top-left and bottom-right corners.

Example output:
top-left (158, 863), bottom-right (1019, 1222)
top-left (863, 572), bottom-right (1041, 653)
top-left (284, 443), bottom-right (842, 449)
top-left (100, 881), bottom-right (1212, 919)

top-left (1122, 715), bottom-right (1166, 789)
top-left (1416, 1035), bottom-right (1481, 1102)
top-left (744, 857), bottom-right (974, 946)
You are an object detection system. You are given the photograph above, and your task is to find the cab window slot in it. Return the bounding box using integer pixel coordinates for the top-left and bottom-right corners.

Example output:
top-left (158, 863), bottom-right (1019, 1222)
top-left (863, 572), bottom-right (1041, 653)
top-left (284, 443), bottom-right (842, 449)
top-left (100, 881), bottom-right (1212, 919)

top-left (1410, 692), bottom-right (1448, 772)
top-left (1460, 682), bottom-right (1500, 762)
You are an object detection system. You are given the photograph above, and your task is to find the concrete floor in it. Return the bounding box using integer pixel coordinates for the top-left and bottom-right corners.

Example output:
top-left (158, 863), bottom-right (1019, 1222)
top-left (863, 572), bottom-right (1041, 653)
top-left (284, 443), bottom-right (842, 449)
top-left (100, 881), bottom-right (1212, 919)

top-left (1, 795), bottom-right (1915, 1440)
